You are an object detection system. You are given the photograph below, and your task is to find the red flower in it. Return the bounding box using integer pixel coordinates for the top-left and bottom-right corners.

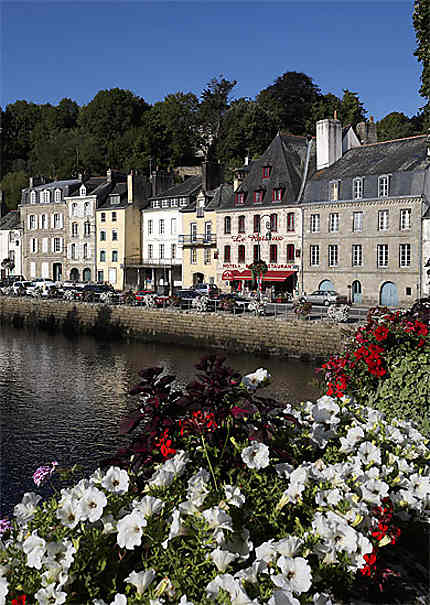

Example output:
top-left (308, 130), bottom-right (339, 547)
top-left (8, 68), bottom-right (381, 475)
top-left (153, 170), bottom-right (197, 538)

top-left (12, 597), bottom-right (26, 605)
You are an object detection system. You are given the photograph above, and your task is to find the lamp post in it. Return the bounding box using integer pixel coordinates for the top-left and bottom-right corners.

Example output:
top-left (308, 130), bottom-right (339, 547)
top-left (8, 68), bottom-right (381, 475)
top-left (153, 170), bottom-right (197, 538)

top-left (254, 213), bottom-right (272, 300)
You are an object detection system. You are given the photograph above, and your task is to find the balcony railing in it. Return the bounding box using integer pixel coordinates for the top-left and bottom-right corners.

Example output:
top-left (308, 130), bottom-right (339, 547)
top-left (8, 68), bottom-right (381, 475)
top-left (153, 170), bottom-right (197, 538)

top-left (178, 234), bottom-right (216, 246)
top-left (124, 256), bottom-right (181, 268)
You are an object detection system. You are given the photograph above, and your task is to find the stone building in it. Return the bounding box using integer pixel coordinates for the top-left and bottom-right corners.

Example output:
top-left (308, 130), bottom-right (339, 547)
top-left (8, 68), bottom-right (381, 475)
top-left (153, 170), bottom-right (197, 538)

top-left (0, 210), bottom-right (23, 278)
top-left (302, 118), bottom-right (430, 306)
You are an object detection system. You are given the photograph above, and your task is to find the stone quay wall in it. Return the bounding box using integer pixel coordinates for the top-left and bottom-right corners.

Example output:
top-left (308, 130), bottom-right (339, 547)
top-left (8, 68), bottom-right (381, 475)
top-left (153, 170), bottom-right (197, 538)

top-left (0, 297), bottom-right (351, 360)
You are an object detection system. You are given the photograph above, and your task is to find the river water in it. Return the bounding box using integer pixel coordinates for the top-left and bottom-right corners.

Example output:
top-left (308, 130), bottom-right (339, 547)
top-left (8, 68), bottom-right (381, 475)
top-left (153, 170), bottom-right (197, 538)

top-left (0, 326), bottom-right (321, 517)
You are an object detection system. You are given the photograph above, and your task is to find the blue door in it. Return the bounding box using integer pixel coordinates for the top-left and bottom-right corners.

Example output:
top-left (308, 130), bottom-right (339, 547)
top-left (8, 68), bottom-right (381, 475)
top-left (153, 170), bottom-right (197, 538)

top-left (319, 280), bottom-right (334, 291)
top-left (352, 280), bottom-right (362, 304)
top-left (380, 282), bottom-right (398, 307)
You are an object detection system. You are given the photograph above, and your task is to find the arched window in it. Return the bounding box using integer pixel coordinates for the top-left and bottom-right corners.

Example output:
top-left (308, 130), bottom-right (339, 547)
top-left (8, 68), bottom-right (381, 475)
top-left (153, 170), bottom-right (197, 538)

top-left (238, 215), bottom-right (245, 233)
top-left (287, 213), bottom-right (295, 232)
top-left (238, 245), bottom-right (246, 263)
top-left (30, 191), bottom-right (37, 204)
top-left (84, 202), bottom-right (90, 215)
top-left (55, 189), bottom-right (62, 203)
top-left (72, 203), bottom-right (78, 217)
top-left (71, 244), bottom-right (76, 260)
top-left (83, 243), bottom-right (88, 259)
top-left (43, 190), bottom-right (50, 203)
top-left (80, 185), bottom-right (86, 196)
top-left (224, 216), bottom-right (231, 234)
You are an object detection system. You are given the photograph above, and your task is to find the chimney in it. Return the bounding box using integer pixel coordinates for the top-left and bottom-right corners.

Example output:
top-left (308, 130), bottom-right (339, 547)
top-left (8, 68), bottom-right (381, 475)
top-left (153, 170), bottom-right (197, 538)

top-left (107, 168), bottom-right (112, 183)
top-left (29, 176), bottom-right (34, 188)
top-left (201, 161), bottom-right (224, 192)
top-left (316, 118), bottom-right (342, 170)
top-left (356, 118), bottom-right (377, 145)
top-left (127, 171), bottom-right (134, 204)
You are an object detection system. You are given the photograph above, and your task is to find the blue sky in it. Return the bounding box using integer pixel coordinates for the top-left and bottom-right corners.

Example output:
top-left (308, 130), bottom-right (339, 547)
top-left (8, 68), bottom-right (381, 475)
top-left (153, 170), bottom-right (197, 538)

top-left (1, 1), bottom-right (424, 122)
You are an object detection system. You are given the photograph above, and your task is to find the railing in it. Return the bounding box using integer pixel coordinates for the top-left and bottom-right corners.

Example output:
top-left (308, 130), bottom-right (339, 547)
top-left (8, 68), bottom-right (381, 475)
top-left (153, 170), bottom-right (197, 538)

top-left (178, 234), bottom-right (216, 246)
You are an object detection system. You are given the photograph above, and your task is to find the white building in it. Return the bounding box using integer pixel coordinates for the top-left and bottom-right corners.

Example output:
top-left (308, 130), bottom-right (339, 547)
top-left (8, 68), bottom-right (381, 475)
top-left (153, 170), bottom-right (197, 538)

top-left (0, 210), bottom-right (23, 278)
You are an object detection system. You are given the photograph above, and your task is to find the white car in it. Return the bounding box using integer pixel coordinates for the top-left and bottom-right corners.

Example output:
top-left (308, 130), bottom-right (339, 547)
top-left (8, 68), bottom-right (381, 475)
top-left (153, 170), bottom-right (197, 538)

top-left (27, 279), bottom-right (56, 297)
top-left (11, 281), bottom-right (33, 295)
top-left (299, 290), bottom-right (348, 306)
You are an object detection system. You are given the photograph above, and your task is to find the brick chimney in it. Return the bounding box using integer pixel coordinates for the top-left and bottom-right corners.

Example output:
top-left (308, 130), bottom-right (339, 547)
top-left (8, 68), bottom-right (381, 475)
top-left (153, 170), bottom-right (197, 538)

top-left (356, 117), bottom-right (377, 145)
top-left (201, 161), bottom-right (224, 192)
top-left (150, 170), bottom-right (175, 196)
top-left (316, 117), bottom-right (342, 170)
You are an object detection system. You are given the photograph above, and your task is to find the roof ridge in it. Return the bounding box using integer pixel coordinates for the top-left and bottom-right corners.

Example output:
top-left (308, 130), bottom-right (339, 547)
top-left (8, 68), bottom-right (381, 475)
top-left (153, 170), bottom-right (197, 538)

top-left (361, 134), bottom-right (427, 147)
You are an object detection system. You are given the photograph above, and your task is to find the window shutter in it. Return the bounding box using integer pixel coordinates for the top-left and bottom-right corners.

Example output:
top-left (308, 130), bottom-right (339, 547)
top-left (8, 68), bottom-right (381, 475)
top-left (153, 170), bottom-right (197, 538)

top-left (27, 215), bottom-right (31, 229)
top-left (59, 237), bottom-right (63, 252)
top-left (51, 238), bottom-right (55, 252)
top-left (50, 214), bottom-right (55, 229)
top-left (59, 214), bottom-right (64, 228)
top-left (42, 238), bottom-right (48, 253)
top-left (35, 238), bottom-right (38, 253)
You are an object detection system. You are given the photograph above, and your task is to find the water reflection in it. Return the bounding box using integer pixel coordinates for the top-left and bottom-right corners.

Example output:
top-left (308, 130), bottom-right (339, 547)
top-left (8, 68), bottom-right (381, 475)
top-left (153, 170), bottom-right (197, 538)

top-left (0, 326), bottom-right (320, 516)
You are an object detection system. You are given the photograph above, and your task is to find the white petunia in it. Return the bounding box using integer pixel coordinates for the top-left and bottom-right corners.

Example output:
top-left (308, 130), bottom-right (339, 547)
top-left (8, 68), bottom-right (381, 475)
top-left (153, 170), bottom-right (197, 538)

top-left (339, 426), bottom-right (364, 452)
top-left (23, 531), bottom-right (46, 570)
top-left (313, 593), bottom-right (334, 605)
top-left (35, 583), bottom-right (67, 604)
top-left (311, 397), bottom-right (340, 424)
top-left (78, 486), bottom-right (107, 523)
top-left (161, 449), bottom-right (189, 476)
top-left (360, 479), bottom-right (389, 505)
top-left (275, 556), bottom-right (312, 594)
top-left (255, 539), bottom-right (277, 563)
top-left (14, 491), bottom-right (42, 524)
top-left (274, 536), bottom-right (303, 557)
top-left (101, 466), bottom-right (129, 494)
top-left (125, 568), bottom-right (156, 594)
top-left (242, 367), bottom-right (271, 391)
top-left (0, 565), bottom-right (9, 604)
top-left (358, 441), bottom-right (381, 466)
top-left (147, 468), bottom-right (175, 489)
top-left (56, 496), bottom-right (81, 529)
top-left (162, 508), bottom-right (188, 548)
top-left (133, 495), bottom-right (164, 518)
top-left (224, 484), bottom-right (245, 507)
top-left (116, 510), bottom-right (147, 550)
top-left (178, 596), bottom-right (194, 605)
top-left (202, 506), bottom-right (233, 531)
top-left (209, 547), bottom-right (237, 571)
top-left (268, 590), bottom-right (300, 605)
top-left (241, 442), bottom-right (270, 469)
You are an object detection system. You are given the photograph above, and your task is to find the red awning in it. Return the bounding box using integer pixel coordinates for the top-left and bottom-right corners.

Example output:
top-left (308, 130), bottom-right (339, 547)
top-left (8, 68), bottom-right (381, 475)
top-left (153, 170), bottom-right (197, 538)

top-left (221, 270), bottom-right (295, 282)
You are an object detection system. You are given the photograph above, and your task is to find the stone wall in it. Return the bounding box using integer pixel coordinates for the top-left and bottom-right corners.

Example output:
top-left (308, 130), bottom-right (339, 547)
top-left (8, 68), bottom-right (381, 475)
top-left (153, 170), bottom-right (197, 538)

top-left (0, 297), bottom-right (350, 360)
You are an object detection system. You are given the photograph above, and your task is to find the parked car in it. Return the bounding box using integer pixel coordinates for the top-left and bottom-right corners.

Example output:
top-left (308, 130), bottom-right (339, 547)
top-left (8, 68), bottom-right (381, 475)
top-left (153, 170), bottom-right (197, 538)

top-left (11, 281), bottom-right (33, 296)
top-left (27, 279), bottom-right (56, 297)
top-left (193, 284), bottom-right (219, 297)
top-left (300, 290), bottom-right (348, 306)
top-left (134, 290), bottom-right (157, 305)
top-left (80, 284), bottom-right (115, 303)
top-left (172, 289), bottom-right (200, 309)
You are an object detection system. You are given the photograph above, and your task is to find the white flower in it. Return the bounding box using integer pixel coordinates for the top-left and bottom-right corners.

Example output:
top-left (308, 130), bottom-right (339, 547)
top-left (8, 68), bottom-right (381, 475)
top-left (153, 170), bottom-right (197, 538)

top-left (206, 574), bottom-right (256, 604)
top-left (360, 479), bottom-right (389, 505)
top-left (162, 508), bottom-right (188, 548)
top-left (241, 442), bottom-right (270, 469)
top-left (274, 536), bottom-right (303, 557)
top-left (268, 590), bottom-right (300, 605)
top-left (161, 449), bottom-right (189, 476)
top-left (313, 593), bottom-right (334, 605)
top-left (134, 495), bottom-right (164, 518)
top-left (0, 566), bottom-right (9, 605)
top-left (56, 496), bottom-right (81, 529)
top-left (202, 507), bottom-right (233, 531)
top-left (14, 491), bottom-right (42, 524)
top-left (274, 556), bottom-right (312, 594)
top-left (242, 368), bottom-right (271, 391)
top-left (147, 468), bottom-right (175, 489)
top-left (255, 539), bottom-right (277, 563)
top-left (358, 441), bottom-right (382, 466)
top-left (125, 568), bottom-right (156, 594)
top-left (78, 486), bottom-right (107, 523)
top-left (210, 547), bottom-right (237, 571)
top-left (224, 484), bottom-right (245, 507)
top-left (117, 510), bottom-right (147, 550)
top-left (311, 423), bottom-right (336, 448)
top-left (101, 466), bottom-right (129, 494)
top-left (178, 596), bottom-right (194, 605)
top-left (339, 426), bottom-right (364, 452)
top-left (111, 596), bottom-right (127, 605)
top-left (101, 513), bottom-right (117, 534)
top-left (35, 583), bottom-right (67, 604)
top-left (275, 463), bottom-right (294, 478)
top-left (23, 531), bottom-right (46, 569)
top-left (225, 528), bottom-right (253, 560)
top-left (311, 397), bottom-right (340, 424)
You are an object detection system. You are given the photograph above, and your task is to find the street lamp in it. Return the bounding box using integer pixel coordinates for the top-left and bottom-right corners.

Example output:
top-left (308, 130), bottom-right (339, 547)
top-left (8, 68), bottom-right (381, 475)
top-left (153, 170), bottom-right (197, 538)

top-left (253, 213), bottom-right (272, 300)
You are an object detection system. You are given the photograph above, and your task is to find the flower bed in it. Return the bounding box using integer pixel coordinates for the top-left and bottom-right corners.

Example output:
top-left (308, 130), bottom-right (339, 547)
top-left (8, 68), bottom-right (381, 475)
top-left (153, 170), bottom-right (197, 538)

top-left (1, 358), bottom-right (429, 605)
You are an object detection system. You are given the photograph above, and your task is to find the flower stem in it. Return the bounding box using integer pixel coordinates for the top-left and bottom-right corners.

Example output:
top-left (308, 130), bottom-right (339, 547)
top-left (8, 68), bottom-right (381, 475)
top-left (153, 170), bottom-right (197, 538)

top-left (201, 434), bottom-right (218, 492)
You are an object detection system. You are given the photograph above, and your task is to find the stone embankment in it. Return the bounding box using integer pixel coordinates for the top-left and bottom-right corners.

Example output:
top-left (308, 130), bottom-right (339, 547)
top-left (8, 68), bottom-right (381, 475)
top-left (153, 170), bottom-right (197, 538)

top-left (0, 297), bottom-right (351, 360)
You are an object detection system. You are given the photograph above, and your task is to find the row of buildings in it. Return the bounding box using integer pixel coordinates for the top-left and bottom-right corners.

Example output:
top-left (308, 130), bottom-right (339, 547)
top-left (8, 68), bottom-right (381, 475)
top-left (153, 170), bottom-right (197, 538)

top-left (1, 116), bottom-right (430, 306)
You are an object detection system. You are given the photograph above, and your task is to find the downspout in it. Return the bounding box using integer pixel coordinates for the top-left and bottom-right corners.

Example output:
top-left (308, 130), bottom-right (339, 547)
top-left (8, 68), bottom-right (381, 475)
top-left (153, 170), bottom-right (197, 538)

top-left (419, 197), bottom-right (423, 301)
top-left (297, 138), bottom-right (313, 296)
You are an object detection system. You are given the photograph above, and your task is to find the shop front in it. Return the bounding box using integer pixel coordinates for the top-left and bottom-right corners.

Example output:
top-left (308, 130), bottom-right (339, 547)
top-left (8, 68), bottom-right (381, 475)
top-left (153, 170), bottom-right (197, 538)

top-left (221, 264), bottom-right (298, 299)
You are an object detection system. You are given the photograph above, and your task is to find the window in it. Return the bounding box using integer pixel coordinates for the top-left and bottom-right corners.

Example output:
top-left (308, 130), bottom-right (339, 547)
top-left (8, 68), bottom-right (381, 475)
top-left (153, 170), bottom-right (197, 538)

top-left (162, 199), bottom-right (169, 208)
top-left (42, 238), bottom-right (48, 252)
top-left (310, 214), bottom-right (320, 233)
top-left (101, 212), bottom-right (106, 222)
top-left (30, 191), bottom-right (36, 204)
top-left (112, 212), bottom-right (117, 222)
top-left (224, 216), bottom-right (231, 234)
top-left (329, 213), bottom-right (339, 232)
top-left (262, 166), bottom-right (271, 178)
top-left (100, 250), bottom-right (106, 262)
top-left (254, 190), bottom-right (264, 203)
top-left (352, 244), bottom-right (363, 267)
top-left (238, 245), bottom-right (246, 263)
top-left (152, 200), bottom-right (160, 208)
top-left (80, 185), bottom-right (86, 196)
top-left (287, 213), bottom-right (295, 232)
top-left (72, 203), bottom-right (78, 216)
top-left (72, 222), bottom-right (78, 237)
top-left (110, 195), bottom-right (120, 205)
top-left (328, 244), bottom-right (338, 267)
top-left (400, 209), bottom-right (411, 231)
top-left (171, 198), bottom-right (178, 208)
top-left (84, 202), bottom-right (90, 215)
top-left (310, 245), bottom-right (320, 266)
top-left (159, 244), bottom-right (164, 259)
top-left (224, 245), bottom-right (231, 262)
top-left (71, 244), bottom-right (76, 260)
top-left (377, 244), bottom-right (389, 267)
top-left (269, 244), bottom-right (278, 263)
top-left (253, 215), bottom-right (260, 233)
top-left (171, 218), bottom-right (176, 234)
top-left (270, 214), bottom-right (278, 232)
top-left (84, 222), bottom-right (91, 237)
top-left (190, 223), bottom-right (197, 242)
top-left (205, 221), bottom-right (212, 241)
top-left (235, 192), bottom-right (245, 204)
top-left (378, 175), bottom-right (390, 197)
top-left (353, 177), bottom-right (364, 199)
top-left (180, 198), bottom-right (188, 207)
top-left (353, 211), bottom-right (363, 232)
top-left (329, 180), bottom-right (340, 201)
top-left (112, 250), bottom-right (118, 262)
top-left (204, 248), bottom-right (211, 264)
top-left (399, 243), bottom-right (411, 267)
top-left (197, 204), bottom-right (204, 218)
top-left (55, 189), bottom-right (62, 203)
top-left (191, 248), bottom-right (197, 264)
top-left (286, 244), bottom-right (295, 262)
top-left (42, 190), bottom-right (50, 204)
top-left (171, 244), bottom-right (176, 259)
top-left (100, 231), bottom-right (106, 241)
top-left (112, 230), bottom-right (118, 241)
top-left (238, 215), bottom-right (245, 233)
top-left (30, 238), bottom-right (37, 253)
top-left (272, 188), bottom-right (283, 202)
top-left (29, 215), bottom-right (36, 229)
top-left (83, 243), bottom-right (88, 259)
top-left (253, 245), bottom-right (260, 262)
top-left (53, 237), bottom-right (61, 253)
top-left (148, 244), bottom-right (153, 260)
top-left (148, 219), bottom-right (153, 235)
top-left (53, 213), bottom-right (61, 229)
top-left (159, 219), bottom-right (164, 235)
top-left (97, 271), bottom-right (104, 282)
top-left (378, 210), bottom-right (389, 231)
top-left (108, 268), bottom-right (117, 284)
top-left (30, 262), bottom-right (36, 277)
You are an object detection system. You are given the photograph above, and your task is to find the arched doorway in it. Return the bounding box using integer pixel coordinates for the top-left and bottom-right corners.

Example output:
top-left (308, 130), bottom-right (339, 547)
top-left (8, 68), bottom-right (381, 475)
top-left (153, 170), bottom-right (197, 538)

top-left (53, 263), bottom-right (62, 282)
top-left (70, 268), bottom-right (79, 282)
top-left (380, 282), bottom-right (398, 307)
top-left (193, 272), bottom-right (204, 287)
top-left (352, 280), bottom-right (362, 304)
top-left (82, 268), bottom-right (91, 282)
top-left (319, 279), bottom-right (334, 291)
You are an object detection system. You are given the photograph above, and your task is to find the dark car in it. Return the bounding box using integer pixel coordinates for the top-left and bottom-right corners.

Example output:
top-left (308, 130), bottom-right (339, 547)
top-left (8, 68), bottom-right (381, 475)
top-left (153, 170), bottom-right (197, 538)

top-left (81, 284), bottom-right (115, 303)
top-left (172, 289), bottom-right (200, 309)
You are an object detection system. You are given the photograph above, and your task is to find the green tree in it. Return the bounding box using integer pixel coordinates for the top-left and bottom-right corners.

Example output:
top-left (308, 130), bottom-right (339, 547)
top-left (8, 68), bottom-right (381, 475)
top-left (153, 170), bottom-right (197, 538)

top-left (2, 100), bottom-right (40, 173)
top-left (311, 93), bottom-right (342, 125)
top-left (339, 89), bottom-right (367, 127)
top-left (376, 112), bottom-right (415, 141)
top-left (413, 0), bottom-right (430, 129)
top-left (56, 98), bottom-right (79, 130)
top-left (0, 170), bottom-right (28, 210)
top-left (257, 71), bottom-right (321, 135)
top-left (197, 75), bottom-right (237, 159)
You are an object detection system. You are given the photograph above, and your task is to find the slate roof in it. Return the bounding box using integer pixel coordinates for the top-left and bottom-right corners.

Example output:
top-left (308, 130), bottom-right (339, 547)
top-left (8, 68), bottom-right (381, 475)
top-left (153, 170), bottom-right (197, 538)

top-left (25, 179), bottom-right (81, 191)
top-left (310, 135), bottom-right (429, 181)
top-left (180, 183), bottom-right (234, 213)
top-left (97, 183), bottom-right (129, 210)
top-left (0, 210), bottom-right (20, 230)
top-left (69, 177), bottom-right (107, 197)
top-left (150, 175), bottom-right (202, 200)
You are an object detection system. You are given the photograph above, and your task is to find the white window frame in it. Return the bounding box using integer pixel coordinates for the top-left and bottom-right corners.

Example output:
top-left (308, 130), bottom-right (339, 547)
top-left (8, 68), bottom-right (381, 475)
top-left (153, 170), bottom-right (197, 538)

top-left (190, 222), bottom-right (197, 242)
top-left (55, 189), bottom-right (62, 203)
top-left (112, 250), bottom-right (118, 262)
top-left (378, 209), bottom-right (389, 231)
top-left (352, 211), bottom-right (363, 232)
top-left (30, 191), bottom-right (37, 204)
top-left (53, 237), bottom-right (62, 253)
top-left (161, 199), bottom-right (169, 208)
top-left (29, 215), bottom-right (36, 230)
top-left (310, 245), bottom-right (320, 266)
top-left (159, 244), bottom-right (164, 259)
top-left (148, 244), bottom-right (153, 260)
top-left (310, 214), bottom-right (320, 233)
top-left (72, 222), bottom-right (78, 237)
top-left (42, 190), bottom-right (50, 204)
top-left (148, 219), bottom-right (153, 235)
top-left (83, 243), bottom-right (88, 259)
top-left (152, 200), bottom-right (160, 208)
top-left (112, 230), bottom-right (118, 241)
top-left (159, 219), bottom-right (165, 235)
top-left (352, 244), bottom-right (363, 267)
top-left (378, 175), bottom-right (390, 197)
top-left (171, 198), bottom-right (178, 208)
top-left (352, 177), bottom-right (363, 200)
top-left (84, 202), bottom-right (90, 215)
top-left (400, 208), bottom-right (411, 231)
top-left (191, 248), bottom-right (197, 264)
top-left (329, 180), bottom-right (340, 201)
top-left (328, 244), bottom-right (338, 267)
top-left (99, 250), bottom-right (106, 262)
top-left (329, 213), bottom-right (339, 233)
top-left (399, 243), bottom-right (411, 267)
top-left (171, 218), bottom-right (176, 234)
top-left (377, 244), bottom-right (389, 267)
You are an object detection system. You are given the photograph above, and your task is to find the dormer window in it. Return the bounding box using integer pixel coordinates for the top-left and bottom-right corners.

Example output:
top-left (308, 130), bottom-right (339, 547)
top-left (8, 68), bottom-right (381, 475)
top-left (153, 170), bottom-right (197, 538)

top-left (378, 175), bottom-right (390, 197)
top-left (55, 189), bottom-right (62, 203)
top-left (30, 191), bottom-right (36, 204)
top-left (110, 195), bottom-right (120, 205)
top-left (329, 180), bottom-right (341, 201)
top-left (152, 200), bottom-right (160, 208)
top-left (42, 190), bottom-right (50, 204)
top-left (171, 198), bottom-right (178, 207)
top-left (180, 198), bottom-right (188, 207)
top-left (161, 199), bottom-right (169, 208)
top-left (272, 188), bottom-right (283, 202)
top-left (235, 192), bottom-right (245, 205)
top-left (254, 190), bottom-right (264, 203)
top-left (262, 166), bottom-right (271, 178)
top-left (352, 177), bottom-right (363, 200)
top-left (80, 185), bottom-right (86, 196)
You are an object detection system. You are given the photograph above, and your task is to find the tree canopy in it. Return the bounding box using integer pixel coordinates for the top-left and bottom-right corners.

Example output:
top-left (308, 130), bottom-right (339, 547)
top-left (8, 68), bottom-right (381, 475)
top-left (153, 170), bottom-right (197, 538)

top-left (413, 0), bottom-right (430, 129)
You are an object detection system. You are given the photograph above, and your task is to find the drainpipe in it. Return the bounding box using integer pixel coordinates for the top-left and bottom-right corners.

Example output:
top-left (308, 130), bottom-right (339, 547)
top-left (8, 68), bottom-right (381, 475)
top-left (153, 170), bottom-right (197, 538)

top-left (418, 197), bottom-right (423, 301)
top-left (300, 206), bottom-right (304, 296)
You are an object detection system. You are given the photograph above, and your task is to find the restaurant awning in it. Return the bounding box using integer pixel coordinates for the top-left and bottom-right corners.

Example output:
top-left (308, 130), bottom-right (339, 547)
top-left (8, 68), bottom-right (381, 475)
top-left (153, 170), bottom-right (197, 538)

top-left (221, 270), bottom-right (295, 282)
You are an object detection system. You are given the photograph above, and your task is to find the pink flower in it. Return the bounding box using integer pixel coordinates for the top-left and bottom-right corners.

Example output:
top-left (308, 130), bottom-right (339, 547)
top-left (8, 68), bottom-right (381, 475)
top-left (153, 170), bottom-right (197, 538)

top-left (32, 461), bottom-right (58, 487)
top-left (0, 518), bottom-right (12, 536)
